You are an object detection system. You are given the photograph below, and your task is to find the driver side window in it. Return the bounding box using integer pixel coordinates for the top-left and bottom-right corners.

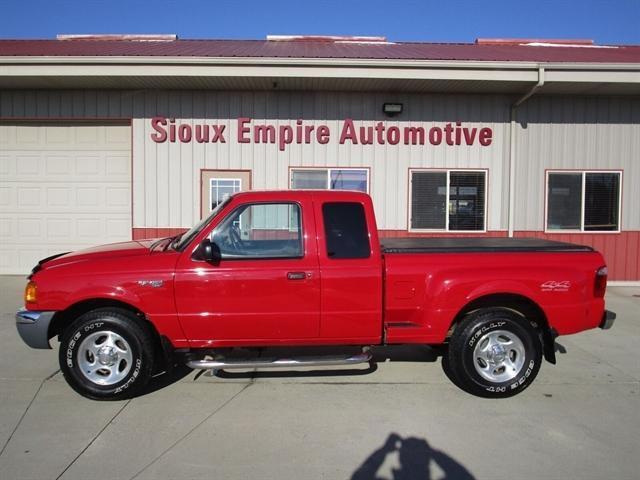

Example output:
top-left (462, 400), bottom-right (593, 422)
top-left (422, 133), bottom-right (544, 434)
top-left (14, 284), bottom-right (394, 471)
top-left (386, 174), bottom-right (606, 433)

top-left (211, 203), bottom-right (303, 259)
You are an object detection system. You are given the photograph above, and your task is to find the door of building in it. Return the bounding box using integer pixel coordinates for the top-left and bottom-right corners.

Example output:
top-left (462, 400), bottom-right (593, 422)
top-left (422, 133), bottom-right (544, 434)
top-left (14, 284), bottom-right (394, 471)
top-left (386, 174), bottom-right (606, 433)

top-left (0, 122), bottom-right (131, 274)
top-left (200, 170), bottom-right (251, 219)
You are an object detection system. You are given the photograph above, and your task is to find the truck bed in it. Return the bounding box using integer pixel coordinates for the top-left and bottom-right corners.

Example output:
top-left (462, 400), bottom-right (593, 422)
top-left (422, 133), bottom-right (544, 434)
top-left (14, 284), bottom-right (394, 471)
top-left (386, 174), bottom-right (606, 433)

top-left (380, 237), bottom-right (593, 254)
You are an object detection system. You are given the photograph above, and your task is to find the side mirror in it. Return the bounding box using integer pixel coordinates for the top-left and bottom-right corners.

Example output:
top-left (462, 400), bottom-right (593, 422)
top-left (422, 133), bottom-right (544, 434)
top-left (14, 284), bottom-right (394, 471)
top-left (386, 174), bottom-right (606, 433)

top-left (194, 238), bottom-right (221, 264)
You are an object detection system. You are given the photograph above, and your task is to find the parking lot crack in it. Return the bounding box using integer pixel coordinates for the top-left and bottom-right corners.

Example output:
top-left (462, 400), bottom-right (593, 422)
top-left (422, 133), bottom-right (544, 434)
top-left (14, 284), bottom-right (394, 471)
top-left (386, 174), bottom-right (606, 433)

top-left (129, 381), bottom-right (254, 480)
top-left (56, 399), bottom-right (131, 480)
top-left (0, 368), bottom-right (59, 458)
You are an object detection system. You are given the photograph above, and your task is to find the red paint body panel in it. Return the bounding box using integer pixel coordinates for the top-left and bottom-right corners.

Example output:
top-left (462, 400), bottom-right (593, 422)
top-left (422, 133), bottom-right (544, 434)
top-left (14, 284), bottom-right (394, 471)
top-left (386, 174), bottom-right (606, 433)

top-left (174, 193), bottom-right (321, 346)
top-left (311, 192), bottom-right (384, 340)
top-left (174, 259), bottom-right (321, 345)
top-left (27, 191), bottom-right (609, 351)
top-left (383, 251), bottom-right (605, 344)
top-left (29, 245), bottom-right (189, 347)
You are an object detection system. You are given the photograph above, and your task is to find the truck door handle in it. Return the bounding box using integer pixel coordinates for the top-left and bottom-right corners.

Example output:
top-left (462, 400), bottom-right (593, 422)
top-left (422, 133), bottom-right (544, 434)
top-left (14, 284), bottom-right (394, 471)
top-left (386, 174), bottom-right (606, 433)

top-left (287, 272), bottom-right (308, 280)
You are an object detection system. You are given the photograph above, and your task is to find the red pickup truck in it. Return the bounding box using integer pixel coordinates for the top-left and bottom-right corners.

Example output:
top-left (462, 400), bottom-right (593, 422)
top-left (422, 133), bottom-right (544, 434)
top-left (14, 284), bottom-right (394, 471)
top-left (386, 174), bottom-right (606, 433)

top-left (16, 190), bottom-right (615, 400)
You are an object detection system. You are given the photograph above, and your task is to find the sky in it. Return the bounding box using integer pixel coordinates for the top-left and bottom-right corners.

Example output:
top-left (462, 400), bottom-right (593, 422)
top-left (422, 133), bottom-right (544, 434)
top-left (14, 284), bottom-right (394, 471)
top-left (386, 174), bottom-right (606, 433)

top-left (0, 0), bottom-right (639, 45)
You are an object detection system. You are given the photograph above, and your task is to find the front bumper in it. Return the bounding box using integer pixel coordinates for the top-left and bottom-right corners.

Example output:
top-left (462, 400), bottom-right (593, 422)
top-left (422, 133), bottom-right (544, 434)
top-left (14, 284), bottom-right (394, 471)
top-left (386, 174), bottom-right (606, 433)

top-left (15, 309), bottom-right (56, 349)
top-left (599, 310), bottom-right (616, 330)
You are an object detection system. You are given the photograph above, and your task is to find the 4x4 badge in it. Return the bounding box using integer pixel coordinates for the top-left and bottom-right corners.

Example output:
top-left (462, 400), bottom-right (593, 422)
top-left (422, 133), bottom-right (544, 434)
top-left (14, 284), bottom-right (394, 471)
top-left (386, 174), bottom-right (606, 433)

top-left (540, 280), bottom-right (570, 292)
top-left (137, 280), bottom-right (163, 288)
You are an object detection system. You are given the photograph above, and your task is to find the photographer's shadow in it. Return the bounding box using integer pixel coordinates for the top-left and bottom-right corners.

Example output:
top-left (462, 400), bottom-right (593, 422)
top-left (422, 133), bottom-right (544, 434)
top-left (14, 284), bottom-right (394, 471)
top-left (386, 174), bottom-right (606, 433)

top-left (351, 433), bottom-right (475, 480)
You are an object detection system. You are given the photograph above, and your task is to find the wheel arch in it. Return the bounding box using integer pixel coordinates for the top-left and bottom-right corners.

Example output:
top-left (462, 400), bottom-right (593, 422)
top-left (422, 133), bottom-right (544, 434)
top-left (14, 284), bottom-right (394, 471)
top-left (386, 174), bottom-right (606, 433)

top-left (49, 298), bottom-right (169, 369)
top-left (447, 293), bottom-right (557, 364)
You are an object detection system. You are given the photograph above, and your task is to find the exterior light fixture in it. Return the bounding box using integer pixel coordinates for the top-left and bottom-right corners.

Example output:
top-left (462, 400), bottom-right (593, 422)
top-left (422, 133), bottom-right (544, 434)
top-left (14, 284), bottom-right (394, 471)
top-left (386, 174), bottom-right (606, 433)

top-left (383, 103), bottom-right (403, 116)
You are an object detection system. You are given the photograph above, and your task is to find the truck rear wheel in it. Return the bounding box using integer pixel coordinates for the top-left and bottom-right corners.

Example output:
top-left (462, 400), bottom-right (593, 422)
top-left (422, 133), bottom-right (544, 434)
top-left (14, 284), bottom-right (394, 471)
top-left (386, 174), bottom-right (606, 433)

top-left (59, 308), bottom-right (155, 400)
top-left (447, 308), bottom-right (542, 398)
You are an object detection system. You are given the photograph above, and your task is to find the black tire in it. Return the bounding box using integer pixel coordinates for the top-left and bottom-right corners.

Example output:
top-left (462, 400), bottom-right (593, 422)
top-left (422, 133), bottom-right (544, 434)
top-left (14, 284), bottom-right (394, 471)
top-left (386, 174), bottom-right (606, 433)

top-left (446, 308), bottom-right (542, 398)
top-left (59, 308), bottom-right (155, 400)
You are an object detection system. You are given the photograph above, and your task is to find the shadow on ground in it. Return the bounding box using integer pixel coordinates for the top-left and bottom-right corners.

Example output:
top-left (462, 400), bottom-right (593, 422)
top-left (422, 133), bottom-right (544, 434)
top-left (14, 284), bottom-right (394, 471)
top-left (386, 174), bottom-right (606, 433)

top-left (351, 433), bottom-right (476, 480)
top-left (112, 345), bottom-right (447, 398)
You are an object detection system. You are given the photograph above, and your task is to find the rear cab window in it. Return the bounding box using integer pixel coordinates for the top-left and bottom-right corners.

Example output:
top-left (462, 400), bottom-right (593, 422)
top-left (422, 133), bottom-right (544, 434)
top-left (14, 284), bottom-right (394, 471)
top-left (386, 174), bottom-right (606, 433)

top-left (322, 202), bottom-right (371, 259)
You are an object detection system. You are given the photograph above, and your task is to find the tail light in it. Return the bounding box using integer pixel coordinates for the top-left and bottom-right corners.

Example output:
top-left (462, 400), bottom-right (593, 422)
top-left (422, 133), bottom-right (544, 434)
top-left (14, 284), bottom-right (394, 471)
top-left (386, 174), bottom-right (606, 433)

top-left (594, 266), bottom-right (608, 298)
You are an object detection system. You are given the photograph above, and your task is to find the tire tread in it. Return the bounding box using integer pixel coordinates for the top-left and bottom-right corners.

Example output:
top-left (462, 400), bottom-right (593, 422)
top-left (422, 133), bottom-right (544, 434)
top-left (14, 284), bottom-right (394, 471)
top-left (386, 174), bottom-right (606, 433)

top-left (58, 307), bottom-right (155, 400)
top-left (447, 308), bottom-right (542, 398)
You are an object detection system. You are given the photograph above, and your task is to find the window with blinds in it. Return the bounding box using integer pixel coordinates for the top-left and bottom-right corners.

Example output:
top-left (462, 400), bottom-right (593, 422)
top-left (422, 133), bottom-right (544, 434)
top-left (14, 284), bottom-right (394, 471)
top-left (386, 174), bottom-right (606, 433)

top-left (449, 172), bottom-right (486, 231)
top-left (547, 173), bottom-right (582, 230)
top-left (546, 171), bottom-right (621, 232)
top-left (291, 168), bottom-right (368, 192)
top-left (585, 173), bottom-right (620, 231)
top-left (411, 171), bottom-right (446, 229)
top-left (410, 170), bottom-right (486, 231)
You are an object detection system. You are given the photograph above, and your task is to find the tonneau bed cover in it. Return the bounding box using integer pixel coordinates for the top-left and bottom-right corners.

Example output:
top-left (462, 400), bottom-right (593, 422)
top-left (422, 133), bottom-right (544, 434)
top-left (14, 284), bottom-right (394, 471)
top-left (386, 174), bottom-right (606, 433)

top-left (380, 237), bottom-right (593, 254)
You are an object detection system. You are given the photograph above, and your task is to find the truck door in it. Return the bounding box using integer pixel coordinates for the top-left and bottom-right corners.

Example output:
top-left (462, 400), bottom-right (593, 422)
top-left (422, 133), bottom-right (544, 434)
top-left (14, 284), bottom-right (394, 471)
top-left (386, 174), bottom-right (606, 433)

top-left (314, 196), bottom-right (383, 343)
top-left (174, 197), bottom-right (320, 345)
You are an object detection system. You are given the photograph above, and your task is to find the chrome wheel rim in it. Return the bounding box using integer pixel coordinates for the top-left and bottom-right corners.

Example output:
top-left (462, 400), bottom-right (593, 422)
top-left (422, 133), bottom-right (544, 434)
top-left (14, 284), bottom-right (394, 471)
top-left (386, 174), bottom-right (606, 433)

top-left (472, 329), bottom-right (526, 383)
top-left (77, 330), bottom-right (133, 386)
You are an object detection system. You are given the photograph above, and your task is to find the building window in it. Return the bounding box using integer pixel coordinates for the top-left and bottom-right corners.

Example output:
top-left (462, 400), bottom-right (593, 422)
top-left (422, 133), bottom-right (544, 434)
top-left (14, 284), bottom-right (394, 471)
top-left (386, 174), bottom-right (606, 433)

top-left (410, 170), bottom-right (486, 231)
top-left (546, 171), bottom-right (621, 232)
top-left (201, 170), bottom-right (251, 219)
top-left (210, 178), bottom-right (241, 210)
top-left (290, 168), bottom-right (369, 192)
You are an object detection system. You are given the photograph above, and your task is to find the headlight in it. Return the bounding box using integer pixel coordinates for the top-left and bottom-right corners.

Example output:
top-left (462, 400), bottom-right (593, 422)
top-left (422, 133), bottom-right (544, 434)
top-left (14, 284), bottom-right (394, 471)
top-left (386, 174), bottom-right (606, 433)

top-left (24, 281), bottom-right (37, 303)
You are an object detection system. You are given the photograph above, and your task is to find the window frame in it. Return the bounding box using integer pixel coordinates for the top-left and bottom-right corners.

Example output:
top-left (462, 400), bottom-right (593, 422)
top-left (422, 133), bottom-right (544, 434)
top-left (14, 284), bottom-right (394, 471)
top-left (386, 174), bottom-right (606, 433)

top-left (200, 169), bottom-right (251, 219)
top-left (210, 201), bottom-right (305, 260)
top-left (545, 170), bottom-right (622, 234)
top-left (408, 168), bottom-right (488, 233)
top-left (289, 167), bottom-right (370, 194)
top-left (209, 177), bottom-right (242, 212)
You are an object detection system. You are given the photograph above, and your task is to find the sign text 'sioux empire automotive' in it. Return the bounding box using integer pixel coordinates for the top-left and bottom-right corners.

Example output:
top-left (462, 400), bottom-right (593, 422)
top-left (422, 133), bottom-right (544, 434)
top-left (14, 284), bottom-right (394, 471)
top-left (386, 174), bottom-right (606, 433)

top-left (150, 117), bottom-right (493, 152)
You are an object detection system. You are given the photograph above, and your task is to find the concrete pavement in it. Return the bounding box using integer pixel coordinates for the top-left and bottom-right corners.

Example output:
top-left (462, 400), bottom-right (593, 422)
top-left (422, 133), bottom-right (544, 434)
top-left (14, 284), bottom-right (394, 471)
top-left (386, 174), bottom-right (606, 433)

top-left (0, 275), bottom-right (638, 479)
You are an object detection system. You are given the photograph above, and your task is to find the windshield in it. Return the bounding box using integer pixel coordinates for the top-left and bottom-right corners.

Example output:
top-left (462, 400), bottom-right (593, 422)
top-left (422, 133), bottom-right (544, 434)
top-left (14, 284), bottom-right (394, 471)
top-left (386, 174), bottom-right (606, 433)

top-left (174, 197), bottom-right (232, 251)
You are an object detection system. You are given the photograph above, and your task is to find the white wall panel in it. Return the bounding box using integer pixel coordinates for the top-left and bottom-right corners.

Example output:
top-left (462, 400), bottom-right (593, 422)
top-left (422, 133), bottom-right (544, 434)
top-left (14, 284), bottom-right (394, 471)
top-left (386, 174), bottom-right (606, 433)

top-left (514, 96), bottom-right (640, 230)
top-left (2, 89), bottom-right (637, 236)
top-left (16, 89), bottom-right (507, 232)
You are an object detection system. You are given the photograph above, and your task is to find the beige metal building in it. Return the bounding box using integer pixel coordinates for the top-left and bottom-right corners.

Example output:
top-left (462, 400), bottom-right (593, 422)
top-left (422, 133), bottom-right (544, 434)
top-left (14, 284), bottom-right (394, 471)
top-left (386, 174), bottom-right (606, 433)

top-left (1, 36), bottom-right (639, 281)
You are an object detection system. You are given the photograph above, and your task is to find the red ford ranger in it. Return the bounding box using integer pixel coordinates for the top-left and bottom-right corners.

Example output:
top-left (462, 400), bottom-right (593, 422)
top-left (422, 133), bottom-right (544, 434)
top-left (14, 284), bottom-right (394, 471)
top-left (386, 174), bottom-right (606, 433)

top-left (16, 190), bottom-right (615, 400)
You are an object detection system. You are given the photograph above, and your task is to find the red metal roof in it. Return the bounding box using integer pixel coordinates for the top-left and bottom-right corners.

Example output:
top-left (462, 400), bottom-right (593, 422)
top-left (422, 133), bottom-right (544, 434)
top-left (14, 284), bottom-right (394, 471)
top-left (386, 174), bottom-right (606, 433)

top-left (1, 39), bottom-right (639, 63)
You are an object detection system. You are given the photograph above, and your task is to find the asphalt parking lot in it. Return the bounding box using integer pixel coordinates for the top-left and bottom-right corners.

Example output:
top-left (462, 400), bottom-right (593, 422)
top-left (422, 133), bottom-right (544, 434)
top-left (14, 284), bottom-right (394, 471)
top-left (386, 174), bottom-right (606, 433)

top-left (0, 275), bottom-right (638, 480)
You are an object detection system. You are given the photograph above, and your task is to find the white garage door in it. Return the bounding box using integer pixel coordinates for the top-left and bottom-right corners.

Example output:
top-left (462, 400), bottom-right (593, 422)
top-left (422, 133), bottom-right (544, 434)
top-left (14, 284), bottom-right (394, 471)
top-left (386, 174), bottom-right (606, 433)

top-left (0, 123), bottom-right (131, 275)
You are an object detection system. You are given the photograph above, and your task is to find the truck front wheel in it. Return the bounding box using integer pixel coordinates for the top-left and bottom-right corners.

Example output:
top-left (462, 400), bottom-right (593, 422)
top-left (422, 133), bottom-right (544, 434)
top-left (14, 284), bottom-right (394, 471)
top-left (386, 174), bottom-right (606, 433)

top-left (59, 308), bottom-right (155, 400)
top-left (447, 308), bottom-right (542, 398)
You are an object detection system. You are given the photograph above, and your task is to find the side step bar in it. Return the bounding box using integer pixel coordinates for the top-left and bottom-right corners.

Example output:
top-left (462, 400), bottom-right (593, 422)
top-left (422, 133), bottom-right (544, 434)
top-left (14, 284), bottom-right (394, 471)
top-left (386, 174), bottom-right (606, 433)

top-left (186, 350), bottom-right (372, 370)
